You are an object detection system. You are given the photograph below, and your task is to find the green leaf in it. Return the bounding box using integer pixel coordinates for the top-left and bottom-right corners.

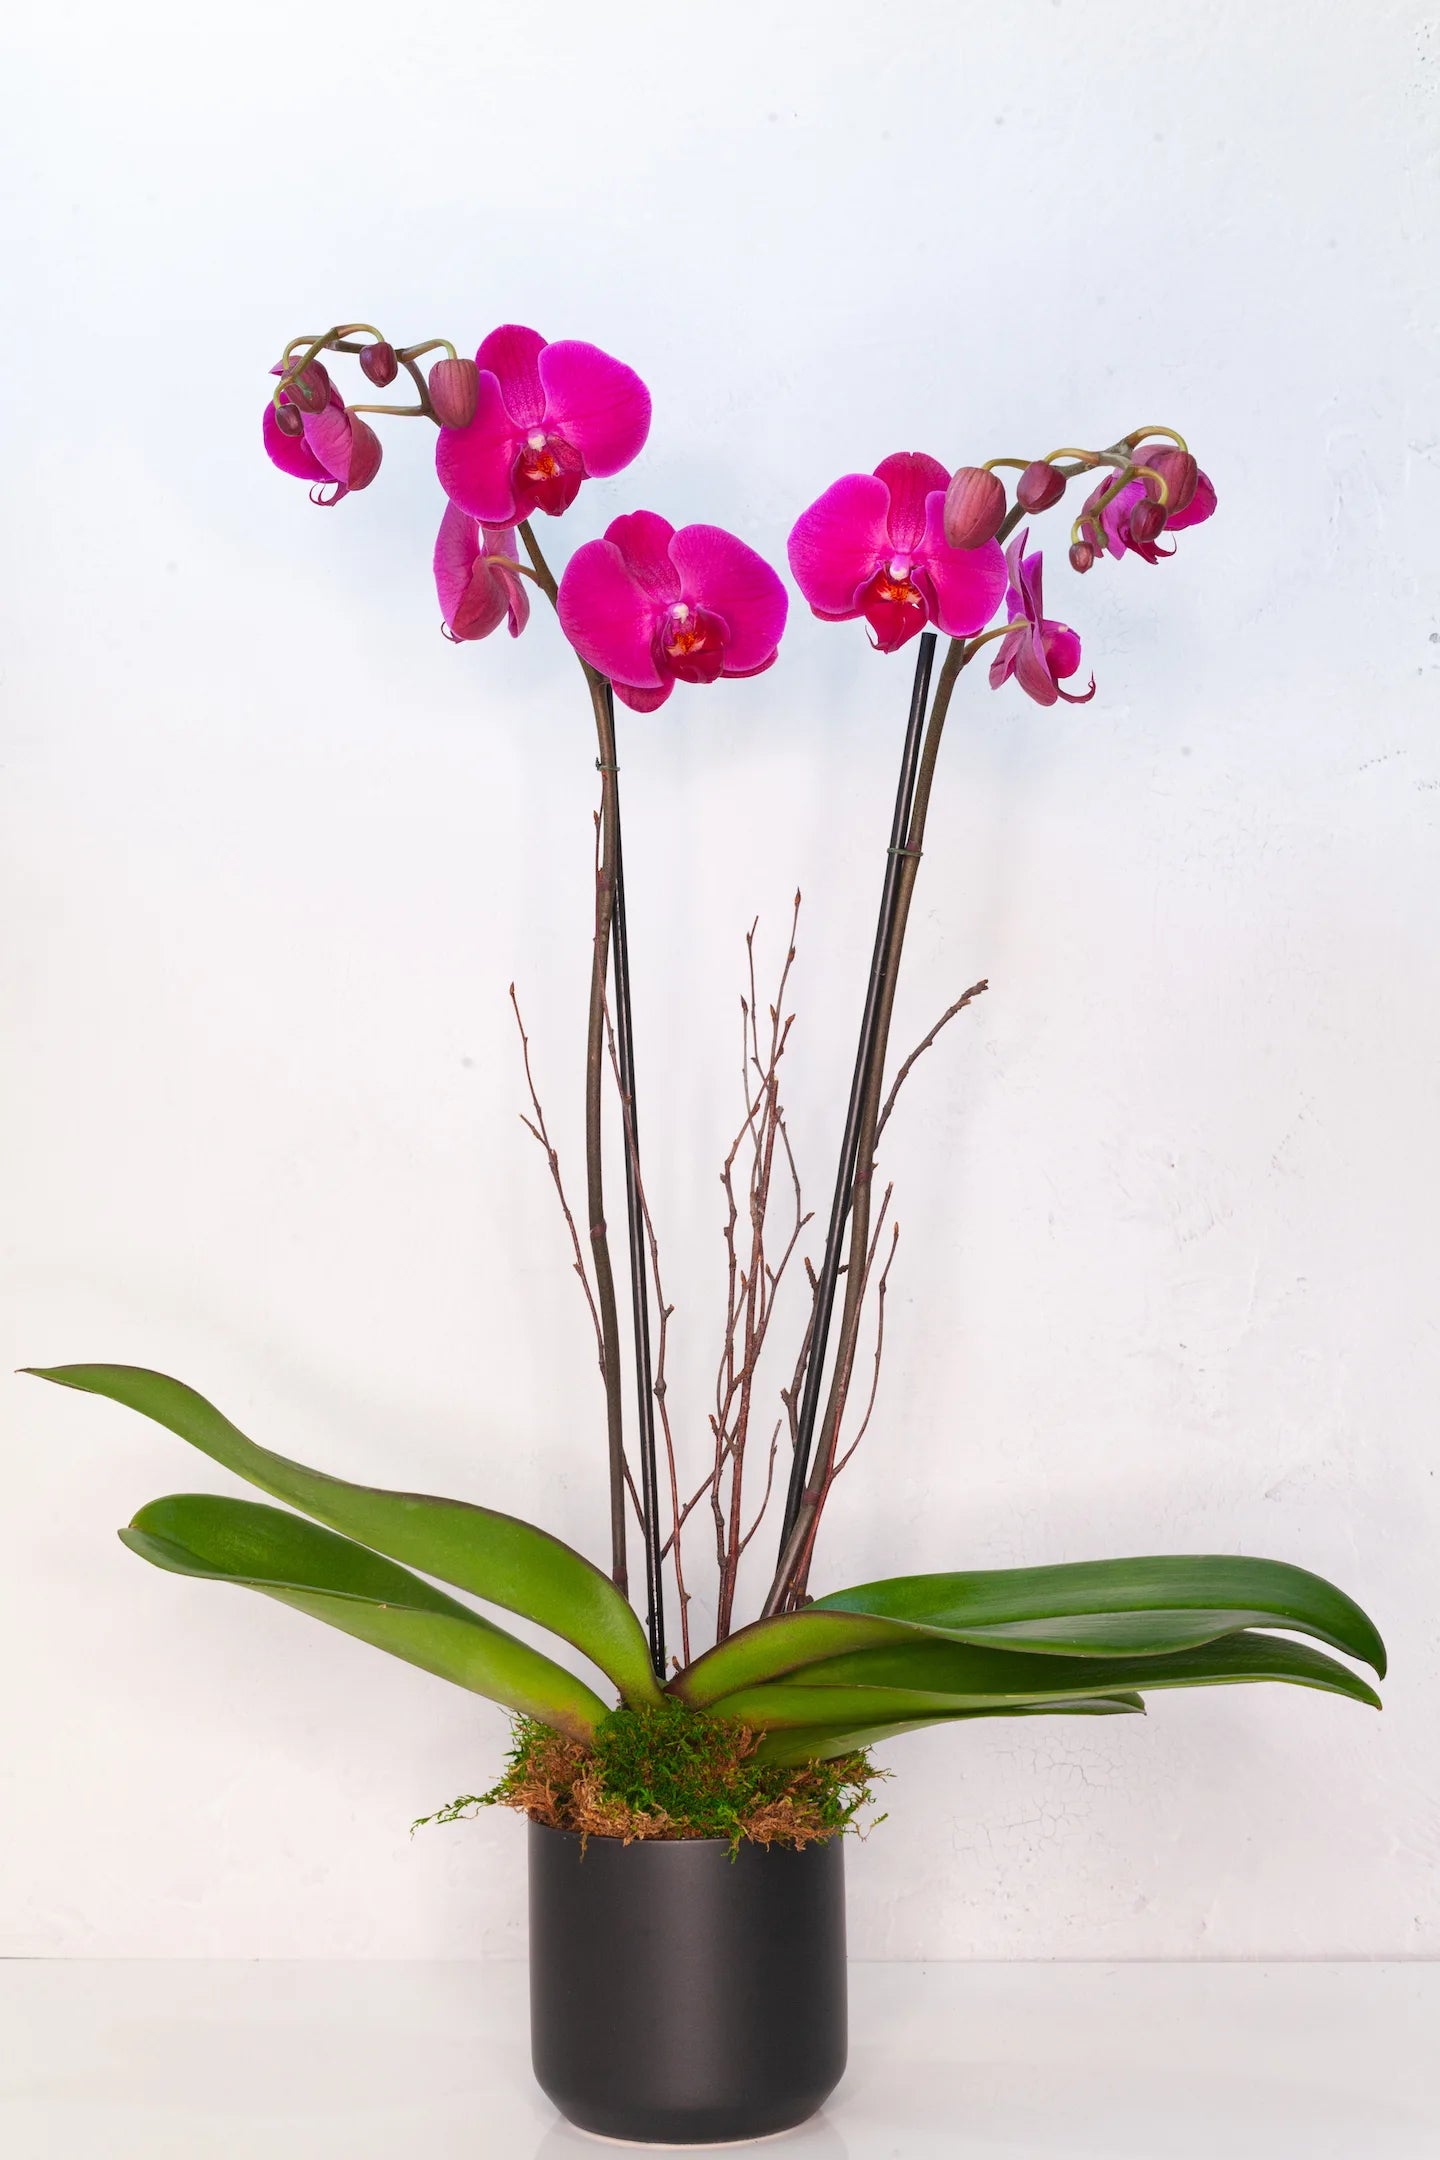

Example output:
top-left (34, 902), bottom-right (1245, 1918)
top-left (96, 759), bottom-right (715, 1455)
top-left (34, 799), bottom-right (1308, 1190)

top-left (28, 1363), bottom-right (661, 1708)
top-left (671, 1555), bottom-right (1384, 1707)
top-left (810, 1555), bottom-right (1386, 1675)
top-left (122, 1494), bottom-right (609, 1741)
top-left (705, 1631), bottom-right (1382, 1731)
top-left (754, 1696), bottom-right (1147, 1767)
top-left (671, 1610), bottom-right (933, 1708)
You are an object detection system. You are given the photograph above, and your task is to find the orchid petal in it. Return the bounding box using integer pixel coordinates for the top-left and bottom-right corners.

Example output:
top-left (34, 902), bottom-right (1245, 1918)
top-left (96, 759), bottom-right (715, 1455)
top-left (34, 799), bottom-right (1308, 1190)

top-left (557, 537), bottom-right (664, 690)
top-left (1042, 620), bottom-right (1083, 681)
top-left (1167, 468), bottom-right (1217, 531)
top-left (300, 400), bottom-right (355, 483)
top-left (602, 510), bottom-right (681, 602)
top-left (263, 400), bottom-right (328, 482)
top-left (475, 324), bottom-right (548, 429)
top-left (874, 451), bottom-right (950, 553)
top-left (482, 523), bottom-right (531, 638)
top-left (538, 340), bottom-right (652, 478)
top-left (1013, 625), bottom-right (1061, 706)
top-left (614, 679), bottom-right (674, 712)
top-left (988, 626), bottom-right (1024, 691)
top-left (669, 524), bottom-right (788, 675)
top-left (432, 503), bottom-right (510, 641)
top-left (436, 369), bottom-right (523, 523)
top-left (920, 495), bottom-right (1007, 636)
top-left (787, 473), bottom-right (892, 620)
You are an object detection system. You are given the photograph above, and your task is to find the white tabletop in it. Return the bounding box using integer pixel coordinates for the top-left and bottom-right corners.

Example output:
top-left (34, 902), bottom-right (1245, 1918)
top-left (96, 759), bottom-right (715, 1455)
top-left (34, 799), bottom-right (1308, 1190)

top-left (2, 1959), bottom-right (1436, 2158)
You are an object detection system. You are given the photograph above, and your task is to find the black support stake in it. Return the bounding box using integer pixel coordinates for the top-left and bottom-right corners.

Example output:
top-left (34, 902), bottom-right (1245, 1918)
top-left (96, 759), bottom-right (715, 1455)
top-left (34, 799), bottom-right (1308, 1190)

top-left (775, 630), bottom-right (937, 1559)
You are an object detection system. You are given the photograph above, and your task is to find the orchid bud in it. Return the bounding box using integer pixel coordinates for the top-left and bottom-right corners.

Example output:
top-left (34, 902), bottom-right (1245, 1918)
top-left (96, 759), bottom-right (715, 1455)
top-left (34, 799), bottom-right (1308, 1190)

top-left (284, 359), bottom-right (331, 415)
top-left (1068, 539), bottom-right (1096, 574)
top-left (1139, 445), bottom-right (1199, 518)
top-left (345, 414), bottom-right (383, 492)
top-left (273, 400), bottom-right (304, 438)
top-left (429, 356), bottom-right (479, 429)
top-left (943, 465), bottom-right (1006, 549)
top-left (1127, 496), bottom-right (1168, 547)
top-left (360, 341), bottom-right (398, 389)
top-left (1016, 460), bottom-right (1066, 513)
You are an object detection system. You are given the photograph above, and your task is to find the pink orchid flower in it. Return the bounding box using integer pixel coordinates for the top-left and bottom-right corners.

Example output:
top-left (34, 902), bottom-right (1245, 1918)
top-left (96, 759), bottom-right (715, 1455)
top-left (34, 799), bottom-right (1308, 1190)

top-left (263, 361), bottom-right (381, 507)
top-left (989, 530), bottom-right (1095, 708)
top-left (787, 452), bottom-right (1007, 653)
top-left (435, 324), bottom-right (651, 526)
top-left (433, 502), bottom-right (530, 643)
top-left (1081, 456), bottom-right (1217, 565)
top-left (557, 511), bottom-right (787, 713)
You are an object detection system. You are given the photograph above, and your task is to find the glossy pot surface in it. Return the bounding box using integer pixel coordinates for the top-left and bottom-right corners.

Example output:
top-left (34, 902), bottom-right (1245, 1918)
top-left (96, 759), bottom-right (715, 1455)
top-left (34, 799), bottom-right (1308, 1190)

top-left (528, 1820), bottom-right (847, 2145)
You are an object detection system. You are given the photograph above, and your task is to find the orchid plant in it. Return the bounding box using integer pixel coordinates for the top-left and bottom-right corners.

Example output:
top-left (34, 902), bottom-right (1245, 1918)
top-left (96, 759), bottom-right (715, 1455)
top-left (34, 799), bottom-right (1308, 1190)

top-left (28, 319), bottom-right (1384, 1796)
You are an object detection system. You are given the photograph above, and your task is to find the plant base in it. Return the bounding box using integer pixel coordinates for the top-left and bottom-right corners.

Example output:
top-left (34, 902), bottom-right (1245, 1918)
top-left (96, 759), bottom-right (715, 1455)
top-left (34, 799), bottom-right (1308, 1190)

top-left (528, 1820), bottom-right (847, 2145)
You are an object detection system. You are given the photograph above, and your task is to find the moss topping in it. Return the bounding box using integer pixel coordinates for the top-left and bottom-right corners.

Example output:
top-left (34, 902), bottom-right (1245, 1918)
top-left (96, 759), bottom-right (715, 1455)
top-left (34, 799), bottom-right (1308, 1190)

top-left (415, 1699), bottom-right (884, 1848)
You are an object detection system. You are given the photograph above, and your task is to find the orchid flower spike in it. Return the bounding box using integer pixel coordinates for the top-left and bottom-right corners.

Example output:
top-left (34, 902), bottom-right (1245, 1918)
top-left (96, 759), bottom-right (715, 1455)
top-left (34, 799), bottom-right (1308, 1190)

top-left (264, 360), bottom-right (382, 507)
top-left (989, 530), bottom-right (1095, 707)
top-left (436, 325), bottom-right (651, 525)
top-left (788, 453), bottom-right (1006, 653)
top-left (433, 503), bottom-right (530, 643)
top-left (558, 511), bottom-right (787, 712)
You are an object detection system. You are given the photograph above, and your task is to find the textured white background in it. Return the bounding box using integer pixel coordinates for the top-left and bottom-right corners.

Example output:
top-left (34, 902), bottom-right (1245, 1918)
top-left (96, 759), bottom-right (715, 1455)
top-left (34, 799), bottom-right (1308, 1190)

top-left (2, 0), bottom-right (1437, 1961)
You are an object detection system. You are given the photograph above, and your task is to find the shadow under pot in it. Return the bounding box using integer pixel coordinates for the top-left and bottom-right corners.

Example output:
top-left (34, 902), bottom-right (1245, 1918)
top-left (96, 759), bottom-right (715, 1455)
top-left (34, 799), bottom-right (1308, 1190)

top-left (528, 1820), bottom-right (847, 2145)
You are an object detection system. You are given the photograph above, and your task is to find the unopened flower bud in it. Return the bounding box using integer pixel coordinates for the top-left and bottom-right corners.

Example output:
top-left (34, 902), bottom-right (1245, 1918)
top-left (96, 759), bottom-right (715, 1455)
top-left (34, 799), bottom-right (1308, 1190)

top-left (273, 400), bottom-right (304, 438)
top-left (1140, 445), bottom-right (1198, 518)
top-left (1016, 460), bottom-right (1066, 512)
top-left (429, 356), bottom-right (479, 429)
top-left (345, 414), bottom-right (383, 491)
top-left (943, 465), bottom-right (1006, 549)
top-left (284, 358), bottom-right (331, 415)
top-left (1127, 496), bottom-right (1168, 547)
top-left (360, 341), bottom-right (398, 388)
top-left (1068, 539), bottom-right (1096, 574)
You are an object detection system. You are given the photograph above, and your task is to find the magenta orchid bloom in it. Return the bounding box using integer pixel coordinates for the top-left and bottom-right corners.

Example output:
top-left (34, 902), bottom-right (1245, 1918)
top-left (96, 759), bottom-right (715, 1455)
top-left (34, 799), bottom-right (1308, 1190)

top-left (263, 361), bottom-right (381, 507)
top-left (558, 511), bottom-right (787, 713)
top-left (989, 530), bottom-right (1095, 708)
top-left (1082, 460), bottom-right (1217, 565)
top-left (433, 502), bottom-right (530, 644)
top-left (435, 325), bottom-right (651, 527)
top-left (787, 452), bottom-right (1007, 653)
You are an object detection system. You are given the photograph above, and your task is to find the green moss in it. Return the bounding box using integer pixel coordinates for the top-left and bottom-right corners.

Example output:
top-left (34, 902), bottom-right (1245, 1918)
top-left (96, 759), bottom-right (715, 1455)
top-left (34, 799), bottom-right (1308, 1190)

top-left (415, 1699), bottom-right (885, 1848)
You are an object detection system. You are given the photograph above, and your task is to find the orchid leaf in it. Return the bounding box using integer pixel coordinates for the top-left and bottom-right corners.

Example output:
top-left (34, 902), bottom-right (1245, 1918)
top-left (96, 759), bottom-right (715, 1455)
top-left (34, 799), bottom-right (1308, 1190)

top-left (28, 1363), bottom-right (661, 1707)
top-left (122, 1493), bottom-right (608, 1740)
top-left (754, 1695), bottom-right (1147, 1767)
top-left (672, 1554), bottom-right (1383, 1707)
top-left (671, 1609), bottom-right (935, 1708)
top-left (810, 1555), bottom-right (1386, 1674)
top-left (706, 1632), bottom-right (1381, 1731)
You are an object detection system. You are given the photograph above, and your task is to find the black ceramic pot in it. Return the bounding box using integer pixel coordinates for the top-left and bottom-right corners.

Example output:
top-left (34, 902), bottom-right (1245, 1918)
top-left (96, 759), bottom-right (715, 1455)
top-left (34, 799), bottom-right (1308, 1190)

top-left (528, 1820), bottom-right (847, 2144)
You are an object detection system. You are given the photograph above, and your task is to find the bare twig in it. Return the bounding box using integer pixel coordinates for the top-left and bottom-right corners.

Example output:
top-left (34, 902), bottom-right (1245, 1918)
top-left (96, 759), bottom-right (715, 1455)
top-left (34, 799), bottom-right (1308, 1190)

top-left (830, 1221), bottom-right (900, 1481)
top-left (509, 986), bottom-right (607, 1385)
top-left (874, 978), bottom-right (989, 1146)
top-left (599, 981), bottom-right (693, 1667)
top-left (707, 898), bottom-right (811, 1638)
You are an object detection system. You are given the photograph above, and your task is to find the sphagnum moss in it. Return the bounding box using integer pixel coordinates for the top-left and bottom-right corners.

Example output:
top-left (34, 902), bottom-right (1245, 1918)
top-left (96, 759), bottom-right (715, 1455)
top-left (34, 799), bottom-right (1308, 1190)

top-left (415, 1700), bottom-right (885, 1849)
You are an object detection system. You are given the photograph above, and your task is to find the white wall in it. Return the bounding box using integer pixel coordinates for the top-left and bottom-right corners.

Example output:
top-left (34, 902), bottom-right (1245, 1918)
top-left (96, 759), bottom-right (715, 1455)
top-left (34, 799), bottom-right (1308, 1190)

top-left (2, 0), bottom-right (1436, 1960)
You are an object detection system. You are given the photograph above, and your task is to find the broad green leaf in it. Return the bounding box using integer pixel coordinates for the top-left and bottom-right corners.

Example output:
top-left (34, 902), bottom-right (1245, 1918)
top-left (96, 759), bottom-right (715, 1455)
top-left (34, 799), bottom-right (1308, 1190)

top-left (754, 1696), bottom-right (1147, 1767)
top-left (672, 1610), bottom-right (930, 1708)
top-left (811, 1556), bottom-right (1386, 1675)
top-left (705, 1632), bottom-right (1382, 1731)
top-left (29, 1363), bottom-right (660, 1707)
top-left (122, 1494), bottom-right (609, 1740)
